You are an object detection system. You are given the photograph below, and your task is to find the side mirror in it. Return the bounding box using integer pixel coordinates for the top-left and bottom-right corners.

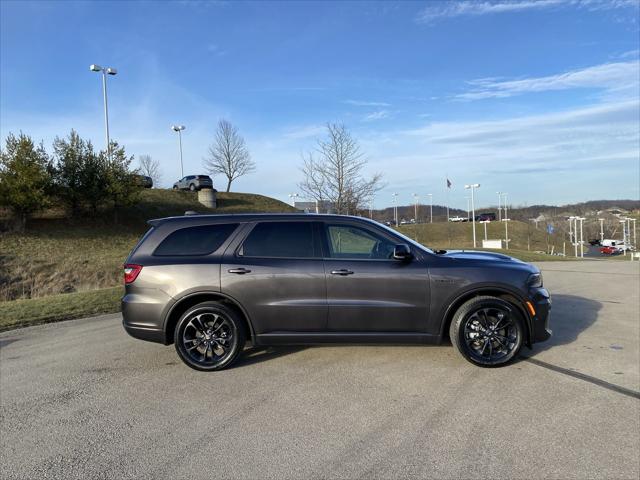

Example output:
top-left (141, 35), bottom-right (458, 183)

top-left (393, 244), bottom-right (412, 261)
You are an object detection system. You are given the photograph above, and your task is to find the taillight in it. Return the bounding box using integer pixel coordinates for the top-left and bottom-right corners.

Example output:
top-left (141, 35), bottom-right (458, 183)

top-left (123, 264), bottom-right (143, 284)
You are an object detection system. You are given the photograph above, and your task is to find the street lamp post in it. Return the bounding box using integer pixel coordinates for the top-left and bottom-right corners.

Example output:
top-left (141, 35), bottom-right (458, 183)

top-left (413, 193), bottom-right (419, 223)
top-left (465, 196), bottom-right (470, 221)
top-left (288, 193), bottom-right (299, 207)
top-left (503, 218), bottom-right (510, 250)
top-left (89, 64), bottom-right (117, 160)
top-left (464, 184), bottom-right (480, 248)
top-left (392, 193), bottom-right (398, 226)
top-left (496, 192), bottom-right (502, 221)
top-left (501, 193), bottom-right (508, 222)
top-left (171, 125), bottom-right (186, 178)
top-left (578, 217), bottom-right (585, 258)
top-left (427, 193), bottom-right (433, 223)
top-left (598, 218), bottom-right (604, 243)
top-left (569, 216), bottom-right (578, 257)
top-left (481, 220), bottom-right (488, 241)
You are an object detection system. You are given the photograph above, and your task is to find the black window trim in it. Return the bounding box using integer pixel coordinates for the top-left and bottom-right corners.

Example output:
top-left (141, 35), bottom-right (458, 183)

top-left (235, 220), bottom-right (322, 260)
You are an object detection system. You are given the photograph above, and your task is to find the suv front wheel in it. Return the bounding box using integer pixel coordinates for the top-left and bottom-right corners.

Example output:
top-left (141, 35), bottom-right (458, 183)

top-left (174, 302), bottom-right (246, 371)
top-left (449, 296), bottom-right (524, 367)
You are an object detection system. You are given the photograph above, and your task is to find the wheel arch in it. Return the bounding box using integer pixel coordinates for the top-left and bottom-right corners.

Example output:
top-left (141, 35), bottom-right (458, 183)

top-left (440, 287), bottom-right (532, 347)
top-left (163, 291), bottom-right (254, 345)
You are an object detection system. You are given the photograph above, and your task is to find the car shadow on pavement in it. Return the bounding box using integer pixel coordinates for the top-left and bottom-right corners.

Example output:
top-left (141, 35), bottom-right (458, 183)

top-left (232, 345), bottom-right (307, 369)
top-left (527, 294), bottom-right (601, 355)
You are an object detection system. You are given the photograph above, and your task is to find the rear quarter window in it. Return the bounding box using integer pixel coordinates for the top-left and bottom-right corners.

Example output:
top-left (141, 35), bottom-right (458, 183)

top-left (154, 223), bottom-right (238, 256)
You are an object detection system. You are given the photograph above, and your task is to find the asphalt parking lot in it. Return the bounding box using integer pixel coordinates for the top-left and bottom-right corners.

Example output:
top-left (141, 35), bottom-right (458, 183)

top-left (1, 260), bottom-right (639, 479)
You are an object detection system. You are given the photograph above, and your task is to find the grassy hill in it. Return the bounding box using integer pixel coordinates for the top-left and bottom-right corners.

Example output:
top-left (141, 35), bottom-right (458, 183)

top-left (0, 189), bottom-right (295, 302)
top-left (397, 219), bottom-right (565, 253)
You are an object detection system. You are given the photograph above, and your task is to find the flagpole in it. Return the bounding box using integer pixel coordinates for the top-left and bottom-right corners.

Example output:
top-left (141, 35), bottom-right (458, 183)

top-left (446, 175), bottom-right (450, 222)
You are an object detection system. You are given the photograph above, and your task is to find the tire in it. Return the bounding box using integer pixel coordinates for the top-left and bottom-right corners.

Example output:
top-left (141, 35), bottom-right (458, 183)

top-left (449, 296), bottom-right (524, 367)
top-left (189, 183), bottom-right (196, 191)
top-left (174, 302), bottom-right (246, 371)
top-left (173, 185), bottom-right (178, 190)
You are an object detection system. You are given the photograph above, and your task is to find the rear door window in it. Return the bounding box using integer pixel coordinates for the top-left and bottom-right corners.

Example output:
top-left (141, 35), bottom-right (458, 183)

top-left (154, 224), bottom-right (238, 256)
top-left (240, 221), bottom-right (317, 258)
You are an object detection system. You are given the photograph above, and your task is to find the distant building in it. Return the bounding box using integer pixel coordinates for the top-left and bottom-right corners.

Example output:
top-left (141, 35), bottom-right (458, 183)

top-left (294, 200), bottom-right (335, 214)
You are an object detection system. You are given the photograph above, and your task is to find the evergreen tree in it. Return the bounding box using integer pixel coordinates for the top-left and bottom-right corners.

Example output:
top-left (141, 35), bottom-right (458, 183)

top-left (0, 132), bottom-right (52, 230)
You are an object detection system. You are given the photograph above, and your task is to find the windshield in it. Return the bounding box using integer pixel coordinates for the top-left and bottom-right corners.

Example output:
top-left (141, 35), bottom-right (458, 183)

top-left (371, 220), bottom-right (434, 254)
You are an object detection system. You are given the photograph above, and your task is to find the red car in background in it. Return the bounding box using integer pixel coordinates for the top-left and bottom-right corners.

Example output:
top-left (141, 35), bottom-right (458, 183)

top-left (599, 246), bottom-right (621, 255)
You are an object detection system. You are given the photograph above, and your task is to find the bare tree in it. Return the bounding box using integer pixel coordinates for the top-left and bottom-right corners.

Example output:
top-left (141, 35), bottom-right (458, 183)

top-left (298, 123), bottom-right (382, 215)
top-left (204, 120), bottom-right (255, 192)
top-left (138, 154), bottom-right (162, 186)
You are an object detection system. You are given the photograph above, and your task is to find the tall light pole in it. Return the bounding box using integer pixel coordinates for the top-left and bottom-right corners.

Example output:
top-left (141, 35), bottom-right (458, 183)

top-left (413, 193), bottom-right (419, 223)
top-left (569, 216), bottom-right (578, 257)
top-left (288, 193), bottom-right (299, 207)
top-left (171, 125), bottom-right (186, 177)
top-left (496, 191), bottom-right (502, 221)
top-left (598, 218), bottom-right (605, 243)
top-left (427, 193), bottom-right (433, 223)
top-left (632, 218), bottom-right (637, 248)
top-left (89, 64), bottom-right (117, 160)
top-left (465, 196), bottom-right (471, 221)
top-left (501, 193), bottom-right (508, 222)
top-left (503, 218), bottom-right (510, 250)
top-left (465, 184), bottom-right (480, 248)
top-left (392, 193), bottom-right (398, 226)
top-left (578, 217), bottom-right (585, 258)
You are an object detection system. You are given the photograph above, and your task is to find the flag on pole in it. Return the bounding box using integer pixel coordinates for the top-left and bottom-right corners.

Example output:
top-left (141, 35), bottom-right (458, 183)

top-left (447, 178), bottom-right (452, 188)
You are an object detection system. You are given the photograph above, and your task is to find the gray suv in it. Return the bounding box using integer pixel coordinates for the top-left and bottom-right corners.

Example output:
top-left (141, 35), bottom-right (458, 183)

top-left (172, 175), bottom-right (213, 191)
top-left (122, 214), bottom-right (551, 371)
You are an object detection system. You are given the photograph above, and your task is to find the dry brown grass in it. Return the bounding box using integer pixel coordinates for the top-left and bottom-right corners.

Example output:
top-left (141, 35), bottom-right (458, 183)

top-left (0, 189), bottom-right (296, 301)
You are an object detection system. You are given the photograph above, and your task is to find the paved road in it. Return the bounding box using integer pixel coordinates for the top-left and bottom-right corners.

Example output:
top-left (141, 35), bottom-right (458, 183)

top-left (1, 261), bottom-right (639, 479)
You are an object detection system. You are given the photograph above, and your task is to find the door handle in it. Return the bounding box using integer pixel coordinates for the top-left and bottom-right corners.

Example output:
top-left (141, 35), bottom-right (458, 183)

top-left (228, 268), bottom-right (251, 274)
top-left (330, 269), bottom-right (354, 276)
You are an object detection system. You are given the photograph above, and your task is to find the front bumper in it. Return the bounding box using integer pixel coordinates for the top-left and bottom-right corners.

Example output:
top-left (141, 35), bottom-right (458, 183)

top-left (528, 287), bottom-right (552, 343)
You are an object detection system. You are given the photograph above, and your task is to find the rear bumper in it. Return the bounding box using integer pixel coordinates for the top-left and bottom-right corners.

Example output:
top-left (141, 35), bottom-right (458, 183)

top-left (529, 288), bottom-right (552, 343)
top-left (121, 291), bottom-right (170, 344)
top-left (123, 322), bottom-right (165, 343)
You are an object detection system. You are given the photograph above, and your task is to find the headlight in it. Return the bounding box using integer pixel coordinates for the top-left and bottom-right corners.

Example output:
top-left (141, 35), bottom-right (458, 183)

top-left (527, 273), bottom-right (543, 288)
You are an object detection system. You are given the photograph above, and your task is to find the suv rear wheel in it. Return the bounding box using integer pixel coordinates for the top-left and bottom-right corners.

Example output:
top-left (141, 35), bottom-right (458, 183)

top-left (174, 302), bottom-right (246, 371)
top-left (189, 183), bottom-right (196, 191)
top-left (449, 296), bottom-right (524, 367)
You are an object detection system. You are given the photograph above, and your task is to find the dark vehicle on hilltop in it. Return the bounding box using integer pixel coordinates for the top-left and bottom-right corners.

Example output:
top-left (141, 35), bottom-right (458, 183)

top-left (122, 214), bottom-right (551, 371)
top-left (475, 212), bottom-right (496, 222)
top-left (173, 175), bottom-right (213, 191)
top-left (133, 175), bottom-right (153, 188)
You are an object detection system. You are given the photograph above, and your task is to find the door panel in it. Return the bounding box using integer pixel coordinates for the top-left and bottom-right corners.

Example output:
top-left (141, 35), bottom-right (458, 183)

top-left (322, 223), bottom-right (429, 332)
top-left (221, 221), bottom-right (327, 334)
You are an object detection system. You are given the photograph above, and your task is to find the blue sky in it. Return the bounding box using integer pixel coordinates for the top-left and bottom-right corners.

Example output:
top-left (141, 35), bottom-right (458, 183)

top-left (1, 0), bottom-right (639, 210)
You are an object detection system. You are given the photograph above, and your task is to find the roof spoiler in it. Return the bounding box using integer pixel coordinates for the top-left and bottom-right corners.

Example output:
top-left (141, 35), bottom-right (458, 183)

top-left (147, 211), bottom-right (202, 227)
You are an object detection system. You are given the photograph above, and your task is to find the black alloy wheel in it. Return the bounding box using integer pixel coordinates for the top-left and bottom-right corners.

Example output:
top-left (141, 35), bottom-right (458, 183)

top-left (174, 302), bottom-right (246, 371)
top-left (450, 296), bottom-right (524, 367)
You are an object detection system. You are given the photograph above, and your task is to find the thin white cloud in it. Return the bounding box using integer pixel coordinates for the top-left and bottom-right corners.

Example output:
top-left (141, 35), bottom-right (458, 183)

top-left (363, 110), bottom-right (390, 121)
top-left (345, 100), bottom-right (391, 107)
top-left (282, 124), bottom-right (326, 140)
top-left (456, 60), bottom-right (639, 100)
top-left (416, 0), bottom-right (639, 24)
top-left (400, 99), bottom-right (639, 174)
top-left (417, 0), bottom-right (564, 24)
